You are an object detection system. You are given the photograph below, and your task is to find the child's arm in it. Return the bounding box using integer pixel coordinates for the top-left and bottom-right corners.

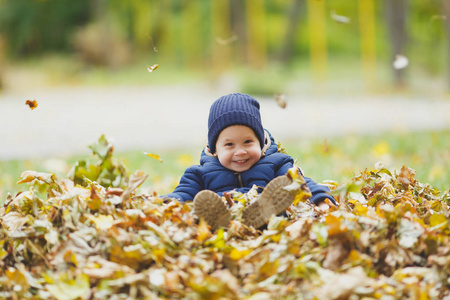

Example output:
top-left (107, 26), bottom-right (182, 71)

top-left (163, 166), bottom-right (204, 202)
top-left (304, 176), bottom-right (337, 206)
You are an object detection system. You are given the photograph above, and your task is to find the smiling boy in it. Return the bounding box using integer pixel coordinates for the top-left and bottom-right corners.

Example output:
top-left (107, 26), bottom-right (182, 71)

top-left (164, 93), bottom-right (335, 229)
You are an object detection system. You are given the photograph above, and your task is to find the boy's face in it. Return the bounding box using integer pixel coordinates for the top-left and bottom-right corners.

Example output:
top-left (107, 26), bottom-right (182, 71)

top-left (215, 125), bottom-right (262, 172)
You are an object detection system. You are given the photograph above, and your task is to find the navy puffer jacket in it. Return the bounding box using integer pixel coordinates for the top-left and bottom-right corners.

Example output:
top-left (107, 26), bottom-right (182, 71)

top-left (164, 130), bottom-right (335, 205)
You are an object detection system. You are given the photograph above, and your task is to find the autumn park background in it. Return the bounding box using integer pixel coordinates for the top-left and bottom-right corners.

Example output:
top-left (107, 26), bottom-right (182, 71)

top-left (0, 1), bottom-right (450, 299)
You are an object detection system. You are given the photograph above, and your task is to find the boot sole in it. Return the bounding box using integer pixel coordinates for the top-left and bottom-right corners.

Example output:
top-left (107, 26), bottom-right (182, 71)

top-left (242, 175), bottom-right (294, 228)
top-left (194, 190), bottom-right (232, 231)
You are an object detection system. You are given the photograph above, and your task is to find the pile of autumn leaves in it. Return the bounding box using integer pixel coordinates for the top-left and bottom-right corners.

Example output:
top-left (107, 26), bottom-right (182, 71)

top-left (1, 154), bottom-right (449, 299)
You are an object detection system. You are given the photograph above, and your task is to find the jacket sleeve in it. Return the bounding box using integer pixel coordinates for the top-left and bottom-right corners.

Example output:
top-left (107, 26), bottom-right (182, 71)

top-left (162, 166), bottom-right (204, 203)
top-left (304, 176), bottom-right (337, 205)
top-left (274, 154), bottom-right (295, 177)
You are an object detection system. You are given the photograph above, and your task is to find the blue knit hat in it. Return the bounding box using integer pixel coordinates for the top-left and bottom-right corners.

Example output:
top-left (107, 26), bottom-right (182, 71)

top-left (208, 93), bottom-right (265, 153)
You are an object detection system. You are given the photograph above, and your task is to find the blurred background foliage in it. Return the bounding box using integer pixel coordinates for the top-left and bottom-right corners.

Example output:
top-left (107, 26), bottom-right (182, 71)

top-left (0, 0), bottom-right (449, 93)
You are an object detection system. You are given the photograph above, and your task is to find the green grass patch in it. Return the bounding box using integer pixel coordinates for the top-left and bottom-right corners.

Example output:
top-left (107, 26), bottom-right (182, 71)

top-left (1, 129), bottom-right (449, 203)
top-left (284, 130), bottom-right (450, 193)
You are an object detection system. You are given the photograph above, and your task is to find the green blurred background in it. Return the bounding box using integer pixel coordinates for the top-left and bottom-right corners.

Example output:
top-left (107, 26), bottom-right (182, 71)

top-left (0, 0), bottom-right (449, 92)
top-left (0, 0), bottom-right (449, 200)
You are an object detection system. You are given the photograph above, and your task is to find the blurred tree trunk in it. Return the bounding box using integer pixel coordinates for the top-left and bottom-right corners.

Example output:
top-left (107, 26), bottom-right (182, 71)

top-left (246, 0), bottom-right (268, 69)
top-left (181, 0), bottom-right (203, 69)
top-left (278, 0), bottom-right (305, 63)
top-left (359, 0), bottom-right (377, 91)
top-left (385, 0), bottom-right (409, 88)
top-left (131, 0), bottom-right (153, 52)
top-left (156, 0), bottom-right (176, 65)
top-left (443, 0), bottom-right (450, 91)
top-left (230, 0), bottom-right (247, 64)
top-left (307, 0), bottom-right (328, 88)
top-left (0, 36), bottom-right (4, 91)
top-left (211, 0), bottom-right (232, 74)
top-left (91, 0), bottom-right (109, 60)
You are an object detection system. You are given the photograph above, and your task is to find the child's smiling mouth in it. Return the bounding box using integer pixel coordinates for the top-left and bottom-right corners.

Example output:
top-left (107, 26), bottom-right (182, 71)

top-left (233, 159), bottom-right (249, 164)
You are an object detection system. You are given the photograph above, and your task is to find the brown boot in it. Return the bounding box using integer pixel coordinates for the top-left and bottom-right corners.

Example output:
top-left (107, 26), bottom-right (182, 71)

top-left (194, 190), bottom-right (232, 231)
top-left (242, 175), bottom-right (295, 228)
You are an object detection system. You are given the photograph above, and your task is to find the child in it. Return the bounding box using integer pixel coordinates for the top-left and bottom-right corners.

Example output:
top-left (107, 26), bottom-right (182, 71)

top-left (164, 93), bottom-right (335, 230)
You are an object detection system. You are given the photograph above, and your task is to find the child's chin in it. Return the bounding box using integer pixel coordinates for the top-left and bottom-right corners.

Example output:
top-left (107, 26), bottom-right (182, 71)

top-left (230, 165), bottom-right (251, 172)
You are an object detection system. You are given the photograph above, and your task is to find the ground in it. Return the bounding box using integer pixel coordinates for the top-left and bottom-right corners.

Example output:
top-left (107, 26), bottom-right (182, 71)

top-left (0, 82), bottom-right (449, 160)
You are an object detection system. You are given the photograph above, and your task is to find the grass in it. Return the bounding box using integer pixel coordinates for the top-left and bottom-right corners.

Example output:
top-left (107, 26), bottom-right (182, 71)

top-left (285, 130), bottom-right (450, 192)
top-left (1, 129), bottom-right (449, 203)
top-left (3, 53), bottom-right (211, 90)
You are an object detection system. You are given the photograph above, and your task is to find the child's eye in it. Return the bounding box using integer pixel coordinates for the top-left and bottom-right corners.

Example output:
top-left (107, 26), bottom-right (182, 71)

top-left (244, 140), bottom-right (253, 144)
top-left (225, 143), bottom-right (233, 147)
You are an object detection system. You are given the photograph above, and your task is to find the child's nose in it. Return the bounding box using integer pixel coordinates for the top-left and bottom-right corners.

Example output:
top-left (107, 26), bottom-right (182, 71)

top-left (235, 147), bottom-right (247, 155)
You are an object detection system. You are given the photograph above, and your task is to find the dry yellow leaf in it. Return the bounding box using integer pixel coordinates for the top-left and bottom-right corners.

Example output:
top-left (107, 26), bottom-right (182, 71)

top-left (147, 64), bottom-right (159, 72)
top-left (145, 152), bottom-right (163, 163)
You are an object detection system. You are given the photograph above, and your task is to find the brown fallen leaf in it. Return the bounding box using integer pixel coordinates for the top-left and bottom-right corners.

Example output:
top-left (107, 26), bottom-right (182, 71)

top-left (25, 99), bottom-right (38, 110)
top-left (17, 170), bottom-right (56, 184)
top-left (275, 94), bottom-right (287, 109)
top-left (2, 211), bottom-right (31, 231)
top-left (396, 165), bottom-right (417, 189)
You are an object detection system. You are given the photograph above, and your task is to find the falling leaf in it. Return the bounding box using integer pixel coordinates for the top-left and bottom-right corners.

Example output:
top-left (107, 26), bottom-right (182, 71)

top-left (147, 64), bottom-right (159, 72)
top-left (393, 55), bottom-right (409, 70)
top-left (145, 152), bottom-right (163, 163)
top-left (430, 15), bottom-right (446, 22)
top-left (331, 10), bottom-right (351, 24)
top-left (274, 94), bottom-right (287, 109)
top-left (25, 99), bottom-right (38, 110)
top-left (215, 35), bottom-right (238, 46)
